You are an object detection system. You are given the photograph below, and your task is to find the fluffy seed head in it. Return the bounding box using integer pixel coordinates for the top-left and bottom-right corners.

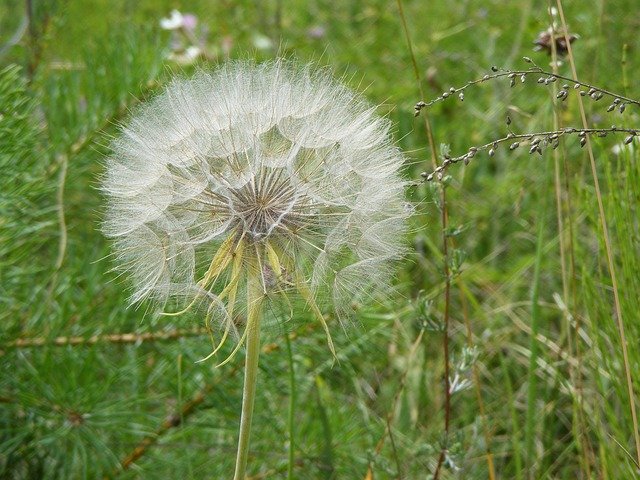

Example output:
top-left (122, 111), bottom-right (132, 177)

top-left (102, 60), bottom-right (409, 324)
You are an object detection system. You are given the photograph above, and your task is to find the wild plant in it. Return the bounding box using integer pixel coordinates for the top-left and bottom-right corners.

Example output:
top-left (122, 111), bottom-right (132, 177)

top-left (101, 60), bottom-right (409, 478)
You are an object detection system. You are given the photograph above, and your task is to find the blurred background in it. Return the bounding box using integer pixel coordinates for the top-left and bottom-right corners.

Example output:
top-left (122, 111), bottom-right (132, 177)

top-left (1, 0), bottom-right (640, 478)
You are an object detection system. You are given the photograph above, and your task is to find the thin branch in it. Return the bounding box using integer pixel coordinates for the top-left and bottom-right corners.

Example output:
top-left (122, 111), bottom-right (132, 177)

top-left (414, 61), bottom-right (640, 115)
top-left (414, 127), bottom-right (640, 183)
top-left (53, 153), bottom-right (68, 271)
top-left (3, 328), bottom-right (210, 350)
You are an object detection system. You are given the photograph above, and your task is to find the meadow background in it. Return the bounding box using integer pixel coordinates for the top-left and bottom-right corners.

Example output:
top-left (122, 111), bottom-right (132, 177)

top-left (2, 0), bottom-right (640, 478)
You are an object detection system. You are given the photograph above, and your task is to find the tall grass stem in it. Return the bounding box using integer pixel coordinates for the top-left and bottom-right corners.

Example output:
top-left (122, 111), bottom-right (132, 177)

top-left (556, 0), bottom-right (640, 467)
top-left (233, 270), bottom-right (264, 480)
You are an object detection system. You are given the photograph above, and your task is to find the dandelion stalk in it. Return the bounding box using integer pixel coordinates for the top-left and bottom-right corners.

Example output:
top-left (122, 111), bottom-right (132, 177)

top-left (284, 325), bottom-right (296, 480)
top-left (233, 258), bottom-right (264, 480)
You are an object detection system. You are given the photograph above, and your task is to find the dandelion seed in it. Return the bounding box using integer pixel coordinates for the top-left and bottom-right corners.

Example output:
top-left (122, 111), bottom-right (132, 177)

top-left (101, 60), bottom-right (409, 479)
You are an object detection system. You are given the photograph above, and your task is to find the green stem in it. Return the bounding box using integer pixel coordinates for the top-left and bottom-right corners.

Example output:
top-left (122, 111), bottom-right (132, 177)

top-left (285, 332), bottom-right (295, 480)
top-left (233, 273), bottom-right (263, 480)
top-left (525, 169), bottom-right (549, 477)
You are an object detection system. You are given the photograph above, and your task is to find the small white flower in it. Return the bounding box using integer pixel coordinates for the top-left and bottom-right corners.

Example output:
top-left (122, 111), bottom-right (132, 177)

top-left (612, 141), bottom-right (635, 156)
top-left (160, 10), bottom-right (184, 30)
top-left (167, 45), bottom-right (202, 65)
top-left (252, 33), bottom-right (273, 51)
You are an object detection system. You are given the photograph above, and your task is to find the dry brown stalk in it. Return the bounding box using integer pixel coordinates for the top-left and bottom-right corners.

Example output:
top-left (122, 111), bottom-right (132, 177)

top-left (4, 328), bottom-right (209, 349)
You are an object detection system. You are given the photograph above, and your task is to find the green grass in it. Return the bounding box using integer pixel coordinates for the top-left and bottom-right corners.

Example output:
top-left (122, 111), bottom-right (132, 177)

top-left (2, 0), bottom-right (640, 478)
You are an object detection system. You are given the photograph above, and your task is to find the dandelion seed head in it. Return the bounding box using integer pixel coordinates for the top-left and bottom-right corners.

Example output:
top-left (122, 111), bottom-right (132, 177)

top-left (102, 60), bottom-right (409, 326)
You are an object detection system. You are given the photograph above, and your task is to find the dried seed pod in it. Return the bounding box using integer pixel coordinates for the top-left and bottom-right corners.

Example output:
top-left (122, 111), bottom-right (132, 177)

top-left (580, 137), bottom-right (587, 147)
top-left (620, 103), bottom-right (626, 113)
top-left (520, 74), bottom-right (526, 83)
top-left (624, 135), bottom-right (635, 145)
top-left (533, 27), bottom-right (578, 56)
top-left (529, 145), bottom-right (537, 154)
top-left (488, 148), bottom-right (495, 157)
top-left (607, 104), bottom-right (616, 112)
top-left (458, 92), bottom-right (464, 101)
top-left (510, 142), bottom-right (520, 150)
